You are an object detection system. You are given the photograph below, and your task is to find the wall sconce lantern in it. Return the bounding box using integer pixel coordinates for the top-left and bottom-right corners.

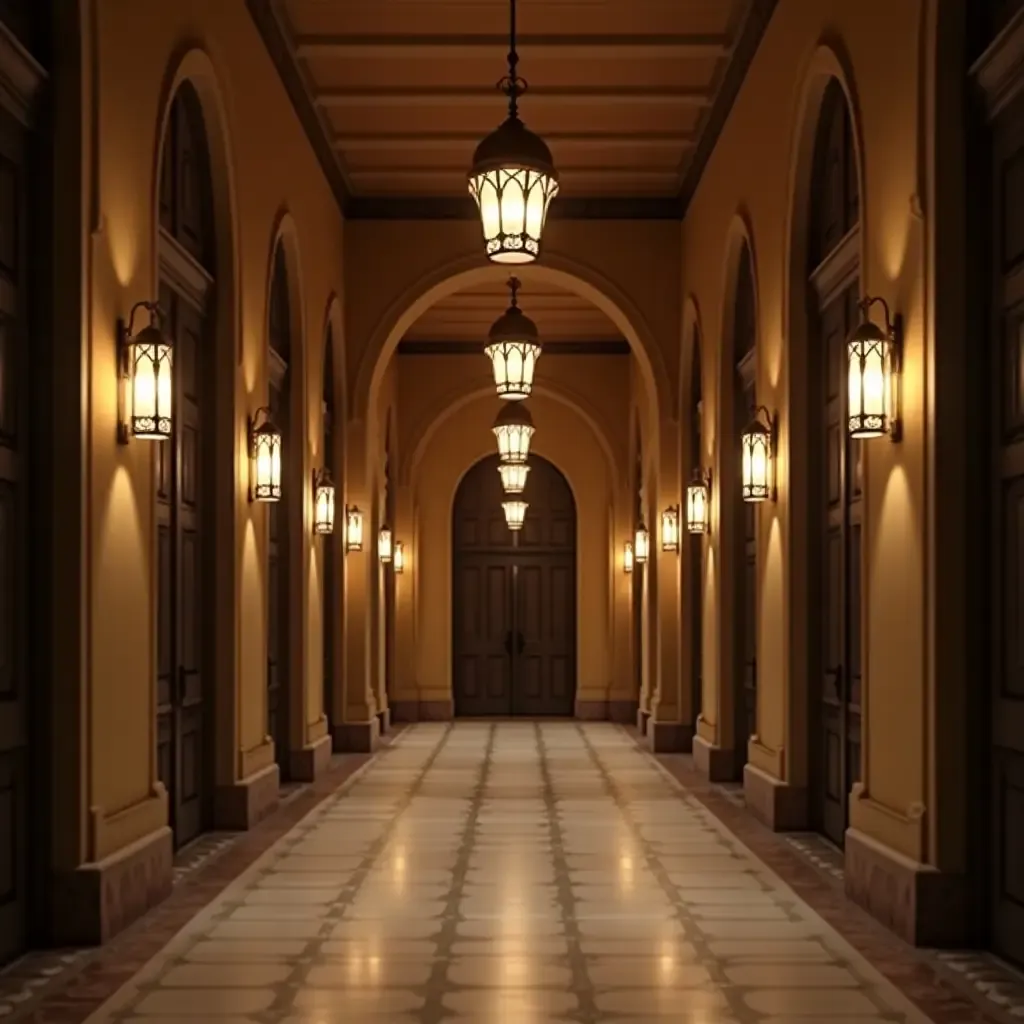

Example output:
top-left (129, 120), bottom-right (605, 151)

top-left (634, 523), bottom-right (650, 564)
top-left (498, 461), bottom-right (530, 494)
top-left (118, 301), bottom-right (173, 443)
top-left (248, 407), bottom-right (282, 502)
top-left (661, 506), bottom-right (680, 553)
top-left (312, 468), bottom-right (335, 535)
top-left (848, 296), bottom-right (903, 442)
top-left (741, 407), bottom-right (777, 503)
top-left (393, 541), bottom-right (405, 574)
top-left (502, 499), bottom-right (528, 530)
top-left (467, 0), bottom-right (558, 264)
top-left (623, 541), bottom-right (634, 574)
top-left (485, 277), bottom-right (542, 400)
top-left (379, 525), bottom-right (393, 564)
top-left (345, 506), bottom-right (363, 552)
top-left (686, 469), bottom-right (712, 535)
top-left (493, 402), bottom-right (535, 463)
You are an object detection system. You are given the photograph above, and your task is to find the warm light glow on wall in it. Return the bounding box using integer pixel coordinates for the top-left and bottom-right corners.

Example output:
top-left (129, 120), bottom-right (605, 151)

top-left (661, 506), bottom-right (680, 553)
top-left (249, 407), bottom-right (282, 502)
top-left (741, 407), bottom-right (776, 503)
top-left (848, 296), bottom-right (903, 442)
top-left (393, 541), bottom-right (405, 574)
top-left (493, 402), bottom-right (535, 464)
top-left (379, 525), bottom-right (393, 563)
top-left (345, 506), bottom-right (363, 552)
top-left (313, 468), bottom-right (335, 535)
top-left (634, 524), bottom-right (650, 563)
top-left (686, 470), bottom-right (711, 535)
top-left (118, 301), bottom-right (172, 442)
top-left (623, 541), bottom-right (634, 574)
top-left (502, 499), bottom-right (528, 530)
top-left (498, 462), bottom-right (530, 494)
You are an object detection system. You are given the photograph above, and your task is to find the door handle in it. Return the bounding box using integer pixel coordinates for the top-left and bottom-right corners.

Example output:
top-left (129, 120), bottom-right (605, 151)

top-left (517, 631), bottom-right (525, 655)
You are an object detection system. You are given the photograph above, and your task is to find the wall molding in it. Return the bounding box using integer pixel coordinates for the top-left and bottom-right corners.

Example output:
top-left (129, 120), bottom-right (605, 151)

top-left (0, 18), bottom-right (46, 127)
top-left (808, 224), bottom-right (860, 306)
top-left (158, 227), bottom-right (214, 312)
top-left (972, 5), bottom-right (1024, 121)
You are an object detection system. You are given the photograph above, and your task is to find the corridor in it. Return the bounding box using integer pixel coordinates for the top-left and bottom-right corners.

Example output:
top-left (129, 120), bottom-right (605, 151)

top-left (87, 723), bottom-right (931, 1023)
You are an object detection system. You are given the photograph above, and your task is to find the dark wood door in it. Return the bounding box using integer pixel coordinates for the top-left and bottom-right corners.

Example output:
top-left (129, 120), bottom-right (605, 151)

top-left (0, 104), bottom-right (30, 965)
top-left (988, 79), bottom-right (1024, 967)
top-left (452, 454), bottom-right (576, 716)
top-left (807, 81), bottom-right (862, 849)
top-left (155, 86), bottom-right (214, 851)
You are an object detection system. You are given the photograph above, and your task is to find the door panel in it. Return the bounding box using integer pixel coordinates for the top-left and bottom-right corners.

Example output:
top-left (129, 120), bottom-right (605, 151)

top-left (453, 556), bottom-right (513, 716)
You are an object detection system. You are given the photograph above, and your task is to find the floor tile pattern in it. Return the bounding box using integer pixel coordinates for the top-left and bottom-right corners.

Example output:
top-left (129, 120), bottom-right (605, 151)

top-left (79, 722), bottom-right (944, 1022)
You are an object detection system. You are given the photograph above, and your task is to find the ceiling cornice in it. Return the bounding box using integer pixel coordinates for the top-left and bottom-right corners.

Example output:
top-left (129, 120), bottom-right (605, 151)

top-left (247, 0), bottom-right (779, 223)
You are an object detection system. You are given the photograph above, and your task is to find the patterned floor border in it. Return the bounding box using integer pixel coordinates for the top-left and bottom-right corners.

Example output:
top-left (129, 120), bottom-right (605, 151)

top-left (642, 734), bottom-right (1024, 1024)
top-left (0, 728), bottom-right (408, 1024)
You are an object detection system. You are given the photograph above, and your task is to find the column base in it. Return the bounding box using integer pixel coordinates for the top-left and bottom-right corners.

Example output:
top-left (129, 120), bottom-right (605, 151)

top-left (332, 717), bottom-right (380, 752)
top-left (637, 708), bottom-right (650, 734)
top-left (844, 827), bottom-right (971, 947)
top-left (377, 707), bottom-right (392, 734)
top-left (648, 720), bottom-right (694, 753)
top-left (214, 762), bottom-right (280, 830)
top-left (692, 735), bottom-right (737, 781)
top-left (575, 699), bottom-right (608, 720)
top-left (389, 700), bottom-right (454, 722)
top-left (288, 733), bottom-right (332, 782)
top-left (608, 699), bottom-right (637, 724)
top-left (52, 825), bottom-right (173, 946)
top-left (743, 763), bottom-right (807, 830)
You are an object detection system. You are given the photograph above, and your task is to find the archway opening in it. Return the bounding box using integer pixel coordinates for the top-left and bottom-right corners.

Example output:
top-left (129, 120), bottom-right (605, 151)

top-left (451, 453), bottom-right (577, 717)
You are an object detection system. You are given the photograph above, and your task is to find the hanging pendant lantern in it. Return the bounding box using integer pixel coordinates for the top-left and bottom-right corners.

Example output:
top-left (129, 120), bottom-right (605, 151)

top-left (492, 401), bottom-right (535, 464)
top-left (468, 0), bottom-right (559, 264)
top-left (485, 277), bottom-right (542, 400)
top-left (502, 499), bottom-right (528, 530)
top-left (497, 461), bottom-right (530, 494)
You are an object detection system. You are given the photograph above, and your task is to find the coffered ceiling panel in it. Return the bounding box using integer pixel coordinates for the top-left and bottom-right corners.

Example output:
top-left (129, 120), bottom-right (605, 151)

top-left (253, 0), bottom-right (774, 211)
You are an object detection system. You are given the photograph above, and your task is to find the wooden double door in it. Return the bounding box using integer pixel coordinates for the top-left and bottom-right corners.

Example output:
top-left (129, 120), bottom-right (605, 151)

top-left (453, 455), bottom-right (576, 717)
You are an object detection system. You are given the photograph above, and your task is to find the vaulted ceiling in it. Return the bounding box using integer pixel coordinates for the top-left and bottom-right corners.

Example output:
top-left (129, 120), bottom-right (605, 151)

top-left (249, 0), bottom-right (777, 217)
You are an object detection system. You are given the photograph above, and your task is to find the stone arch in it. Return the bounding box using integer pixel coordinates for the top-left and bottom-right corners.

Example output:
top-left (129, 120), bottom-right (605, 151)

top-left (150, 47), bottom-right (241, 821)
top-left (351, 252), bottom-right (671, 431)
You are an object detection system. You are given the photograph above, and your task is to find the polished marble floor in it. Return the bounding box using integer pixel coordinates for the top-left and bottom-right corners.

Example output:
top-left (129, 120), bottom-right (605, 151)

top-left (86, 722), bottom-right (938, 1022)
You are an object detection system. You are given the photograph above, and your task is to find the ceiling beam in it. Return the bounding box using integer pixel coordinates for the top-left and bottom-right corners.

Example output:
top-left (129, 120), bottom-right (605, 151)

top-left (333, 133), bottom-right (695, 151)
top-left (316, 86), bottom-right (710, 108)
top-left (295, 34), bottom-right (732, 60)
top-left (345, 170), bottom-right (679, 187)
top-left (344, 195), bottom-right (682, 220)
top-left (398, 339), bottom-right (631, 356)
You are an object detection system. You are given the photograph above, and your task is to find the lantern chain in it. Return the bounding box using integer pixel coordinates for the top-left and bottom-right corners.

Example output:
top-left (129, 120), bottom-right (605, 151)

top-left (507, 275), bottom-right (521, 308)
top-left (497, 0), bottom-right (527, 118)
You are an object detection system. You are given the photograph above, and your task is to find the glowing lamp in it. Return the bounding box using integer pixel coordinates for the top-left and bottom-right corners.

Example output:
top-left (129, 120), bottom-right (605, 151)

top-left (248, 407), bottom-right (282, 502)
top-left (498, 462), bottom-right (530, 494)
top-left (345, 506), bottom-right (363, 552)
top-left (634, 524), bottom-right (650, 564)
top-left (393, 541), bottom-right (405, 574)
top-left (118, 301), bottom-right (172, 442)
top-left (313, 468), bottom-right (335, 535)
top-left (847, 296), bottom-right (902, 441)
top-left (485, 276), bottom-right (542, 399)
top-left (623, 541), bottom-right (634, 574)
top-left (379, 525), bottom-right (393, 563)
top-left (661, 506), bottom-right (680, 553)
top-left (686, 470), bottom-right (711, 535)
top-left (502, 500), bottom-right (528, 530)
top-left (741, 407), bottom-right (777, 503)
top-left (493, 402), bottom-right (534, 464)
top-left (467, 0), bottom-right (558, 263)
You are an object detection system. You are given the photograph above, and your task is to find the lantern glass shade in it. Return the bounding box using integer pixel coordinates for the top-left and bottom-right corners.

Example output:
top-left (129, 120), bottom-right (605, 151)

top-left (498, 462), bottom-right (530, 495)
top-left (493, 403), bottom-right (535, 464)
top-left (634, 525), bottom-right (650, 564)
top-left (468, 158), bottom-right (558, 264)
top-left (502, 499), bottom-right (528, 530)
top-left (623, 541), bottom-right (634, 574)
top-left (686, 476), bottom-right (711, 535)
top-left (345, 506), bottom-right (363, 552)
top-left (379, 526), bottom-right (393, 563)
top-left (250, 417), bottom-right (282, 502)
top-left (741, 421), bottom-right (773, 502)
top-left (393, 541), bottom-right (405, 574)
top-left (847, 323), bottom-right (894, 438)
top-left (486, 339), bottom-right (542, 400)
top-left (127, 325), bottom-right (173, 440)
top-left (661, 507), bottom-right (680, 553)
top-left (313, 470), bottom-right (335, 535)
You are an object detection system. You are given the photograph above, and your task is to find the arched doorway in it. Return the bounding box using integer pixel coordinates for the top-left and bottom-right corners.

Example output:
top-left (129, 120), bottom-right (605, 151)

top-left (322, 326), bottom-right (336, 736)
top-left (806, 80), bottom-right (862, 848)
top-left (632, 416), bottom-right (645, 724)
top-left (382, 422), bottom-right (396, 725)
top-left (154, 83), bottom-right (217, 850)
top-left (688, 326), bottom-right (704, 725)
top-left (452, 453), bottom-right (576, 717)
top-left (267, 244), bottom-right (292, 780)
top-left (732, 243), bottom-right (757, 779)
